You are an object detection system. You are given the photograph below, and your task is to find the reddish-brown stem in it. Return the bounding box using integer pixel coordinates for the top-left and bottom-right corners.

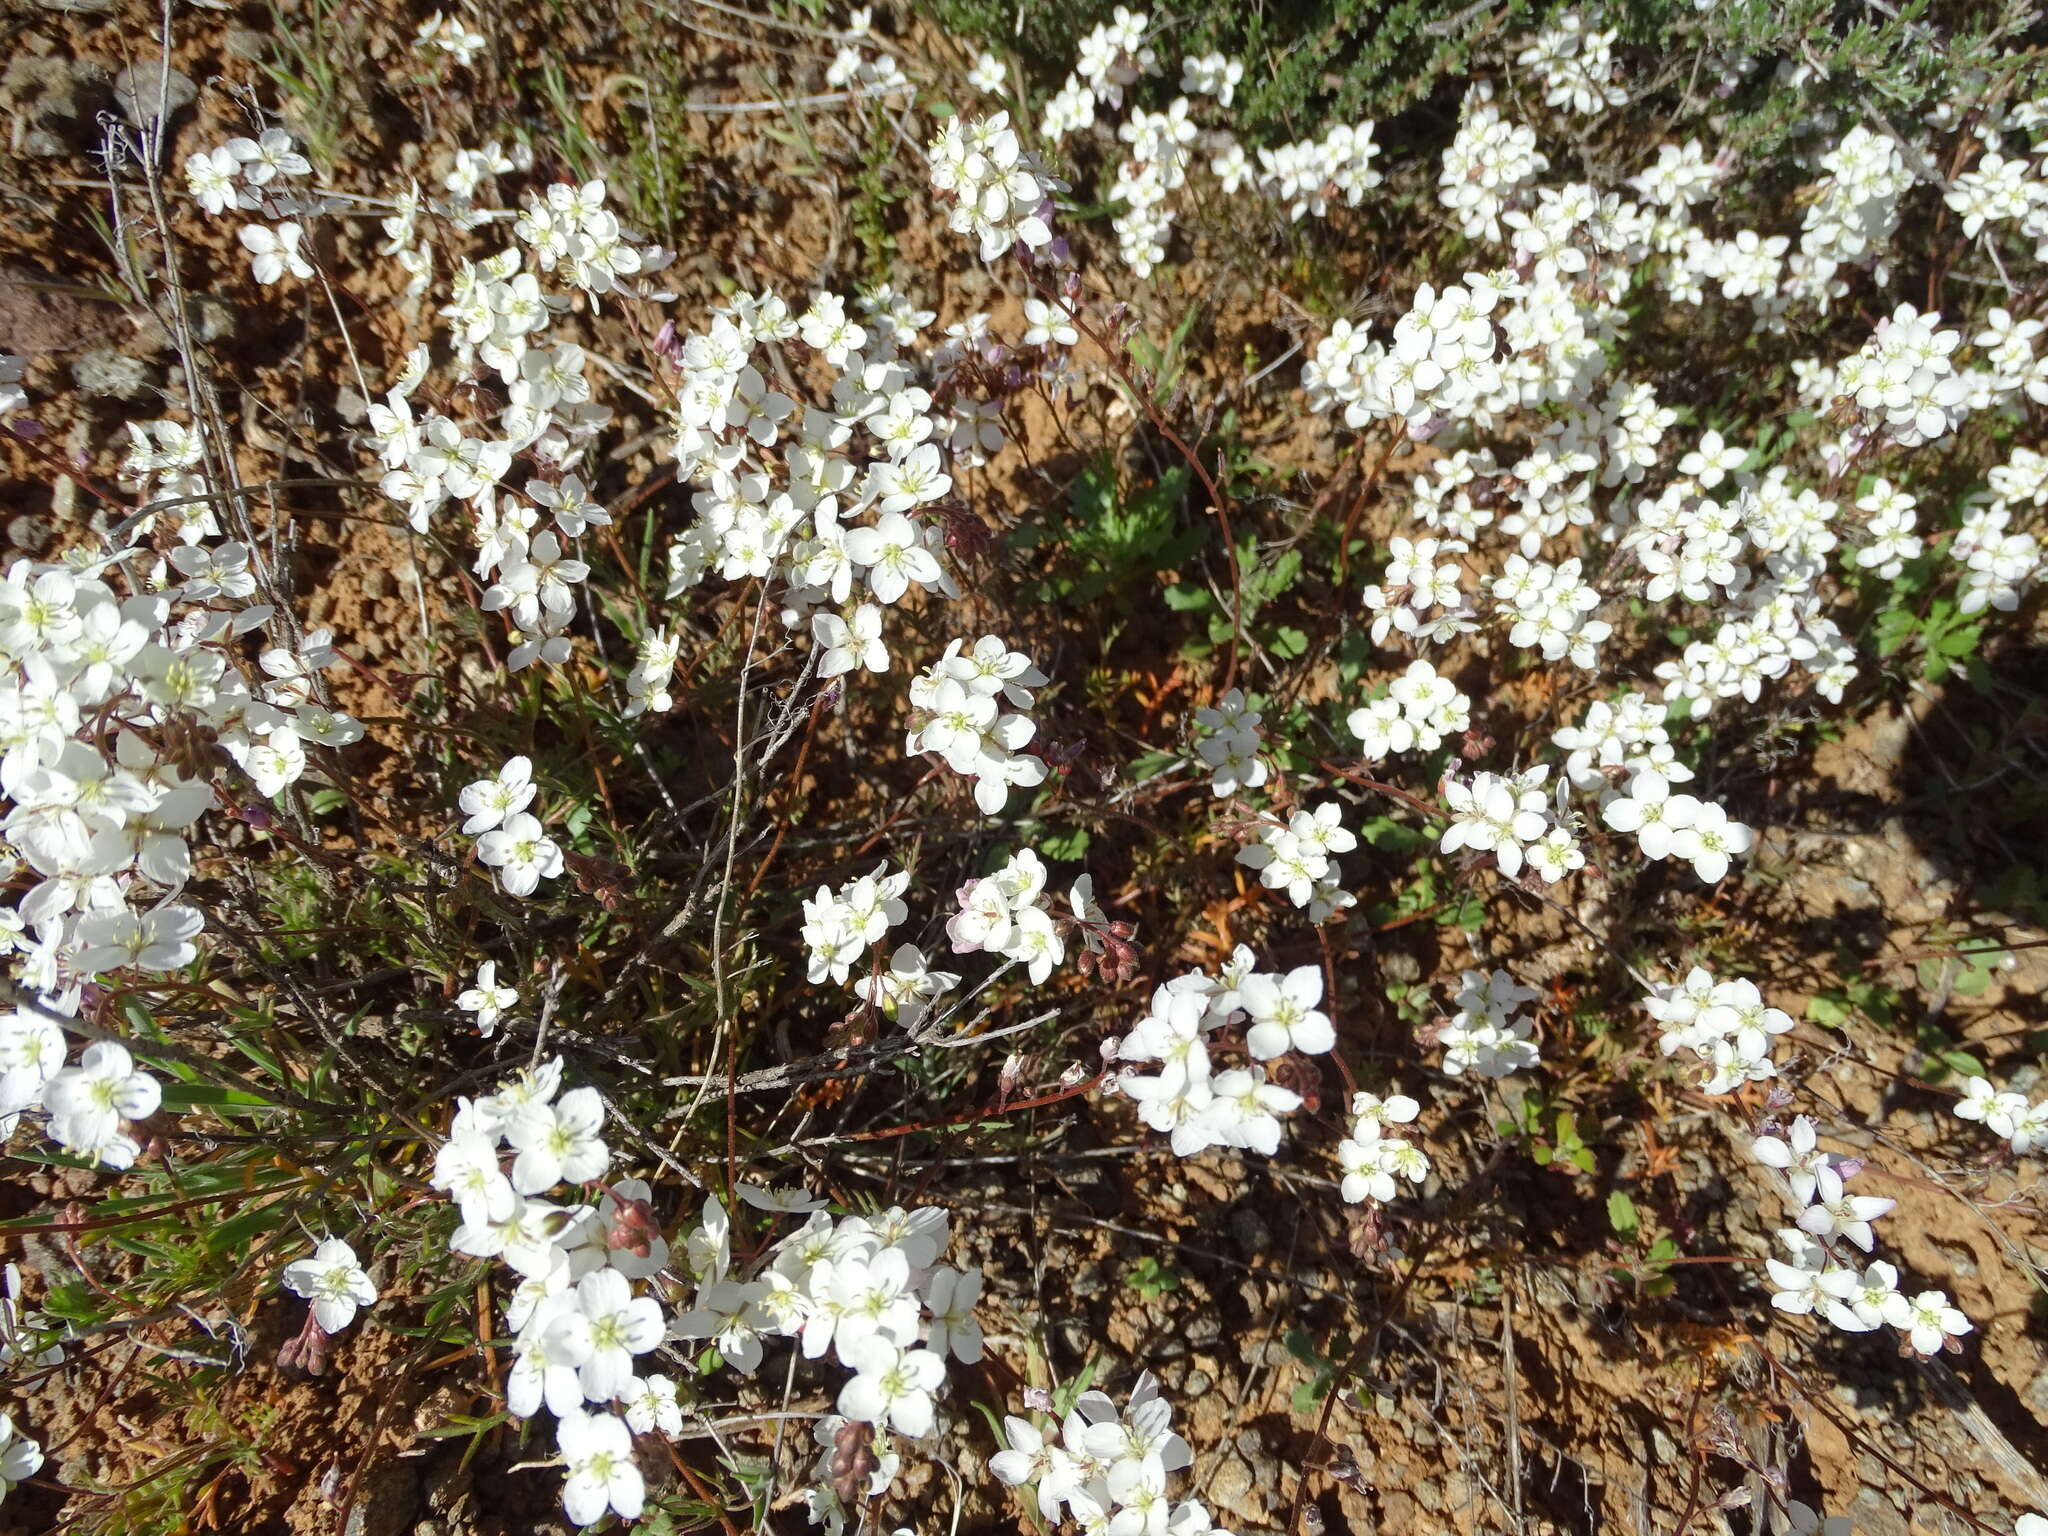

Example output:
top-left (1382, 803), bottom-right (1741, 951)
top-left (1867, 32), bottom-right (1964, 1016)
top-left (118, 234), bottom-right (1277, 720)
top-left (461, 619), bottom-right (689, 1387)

top-left (1315, 758), bottom-right (1444, 820)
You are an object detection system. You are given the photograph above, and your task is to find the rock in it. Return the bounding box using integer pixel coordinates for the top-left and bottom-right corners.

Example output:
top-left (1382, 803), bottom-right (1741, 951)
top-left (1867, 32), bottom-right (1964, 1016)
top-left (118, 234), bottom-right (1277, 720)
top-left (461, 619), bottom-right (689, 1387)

top-left (1850, 1487), bottom-right (1911, 1536)
top-left (1206, 1453), bottom-right (1256, 1517)
top-left (8, 515), bottom-right (54, 553)
top-left (0, 55), bottom-right (110, 156)
top-left (2023, 1364), bottom-right (2048, 1419)
top-left (1229, 1204), bottom-right (1272, 1257)
top-left (422, 1448), bottom-right (473, 1515)
top-left (131, 293), bottom-right (238, 356)
top-left (69, 349), bottom-right (150, 400)
top-left (343, 1459), bottom-right (420, 1536)
top-left (1056, 1318), bottom-right (1092, 1360)
top-left (113, 62), bottom-right (197, 128)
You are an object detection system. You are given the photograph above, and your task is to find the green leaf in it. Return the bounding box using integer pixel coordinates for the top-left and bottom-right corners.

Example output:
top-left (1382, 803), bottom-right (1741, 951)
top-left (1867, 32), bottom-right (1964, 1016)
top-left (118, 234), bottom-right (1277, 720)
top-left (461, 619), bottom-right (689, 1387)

top-left (1607, 1191), bottom-right (1639, 1239)
top-left (1267, 625), bottom-right (1308, 659)
top-left (1163, 584), bottom-right (1214, 612)
top-left (1805, 991), bottom-right (1853, 1027)
top-left (1936, 1048), bottom-right (1985, 1080)
top-left (1040, 827), bottom-right (1091, 861)
top-left (1127, 750), bottom-right (1182, 782)
top-left (154, 1082), bottom-right (280, 1113)
top-left (1356, 816), bottom-right (1429, 856)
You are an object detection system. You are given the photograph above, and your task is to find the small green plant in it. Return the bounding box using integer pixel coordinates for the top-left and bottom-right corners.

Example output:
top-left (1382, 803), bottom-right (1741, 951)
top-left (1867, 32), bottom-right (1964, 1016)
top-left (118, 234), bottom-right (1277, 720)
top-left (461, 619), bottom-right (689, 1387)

top-left (1283, 1325), bottom-right (1351, 1414)
top-left (1016, 459), bottom-right (1202, 608)
top-left (1604, 1191), bottom-right (1679, 1298)
top-left (1125, 1255), bottom-right (1183, 1299)
top-left (1871, 593), bottom-right (1986, 684)
top-left (852, 103), bottom-right (906, 287)
top-left (1500, 1091), bottom-right (1596, 1176)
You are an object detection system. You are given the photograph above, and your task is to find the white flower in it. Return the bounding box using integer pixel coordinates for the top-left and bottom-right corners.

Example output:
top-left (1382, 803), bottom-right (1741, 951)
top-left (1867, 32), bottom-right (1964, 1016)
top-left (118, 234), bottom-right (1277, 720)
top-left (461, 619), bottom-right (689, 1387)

top-left (1879, 1288), bottom-right (1971, 1356)
top-left (227, 127), bottom-right (310, 183)
top-left (1764, 1230), bottom-right (1866, 1333)
top-left (0, 1412), bottom-right (44, 1499)
top-left (844, 512), bottom-right (943, 604)
top-left (1022, 297), bottom-right (1078, 348)
top-left (837, 1335), bottom-right (946, 1437)
top-left (545, 1267), bottom-right (664, 1402)
top-left (1600, 767), bottom-right (1699, 862)
top-left (671, 1277), bottom-right (768, 1373)
top-left (239, 222), bottom-right (314, 285)
top-left (1665, 800), bottom-right (1754, 883)
top-left (457, 961), bottom-right (519, 1038)
top-left (1238, 966), bottom-right (1335, 1059)
top-left (281, 1237), bottom-right (378, 1333)
top-left (475, 811), bottom-right (564, 897)
top-left (989, 1414), bottom-right (1067, 1519)
top-left (621, 1373), bottom-right (684, 1436)
top-left (432, 1130), bottom-right (517, 1225)
top-left (967, 50), bottom-right (1008, 94)
top-left (43, 1041), bottom-right (160, 1157)
top-left (185, 146), bottom-right (243, 215)
top-left (813, 604), bottom-right (888, 678)
top-left (923, 1265), bottom-right (984, 1363)
top-left (1793, 1165), bottom-right (1895, 1252)
top-left (507, 1086), bottom-right (609, 1193)
top-left (460, 756), bottom-right (537, 834)
top-left (1750, 1116), bottom-right (1833, 1206)
top-left (556, 1409), bottom-right (645, 1525)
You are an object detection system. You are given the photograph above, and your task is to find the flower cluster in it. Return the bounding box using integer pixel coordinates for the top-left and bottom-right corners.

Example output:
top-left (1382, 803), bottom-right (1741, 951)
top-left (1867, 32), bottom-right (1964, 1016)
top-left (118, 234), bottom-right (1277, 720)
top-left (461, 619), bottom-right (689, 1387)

top-left (1954, 1075), bottom-right (2048, 1155)
top-left (803, 863), bottom-right (911, 986)
top-left (825, 10), bottom-right (912, 99)
top-left (1549, 689), bottom-right (1684, 791)
top-left (1191, 687), bottom-right (1268, 794)
top-left (415, 1056), bottom-right (692, 1526)
top-left (1236, 803), bottom-right (1358, 920)
top-left (1436, 968), bottom-right (1540, 1078)
top-left (946, 848), bottom-right (1069, 985)
top-left (0, 513), bottom-right (353, 1166)
top-left (1598, 765), bottom-right (1754, 883)
top-left (461, 756), bottom-right (566, 897)
top-left (928, 112), bottom-right (1058, 260)
top-left (1347, 659), bottom-right (1470, 761)
top-left (1754, 1116), bottom-right (1969, 1359)
top-left (990, 1373), bottom-right (1233, 1536)
top-left (1440, 766), bottom-right (1581, 884)
top-left (414, 10), bottom-right (485, 66)
top-left (905, 636), bottom-right (1050, 813)
top-left (1337, 1090), bottom-right (1431, 1204)
top-left (15, 5), bottom-right (2048, 1527)
top-left (1644, 967), bottom-right (1794, 1095)
top-left (1109, 949), bottom-right (1325, 1158)
top-left (182, 127), bottom-right (318, 286)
